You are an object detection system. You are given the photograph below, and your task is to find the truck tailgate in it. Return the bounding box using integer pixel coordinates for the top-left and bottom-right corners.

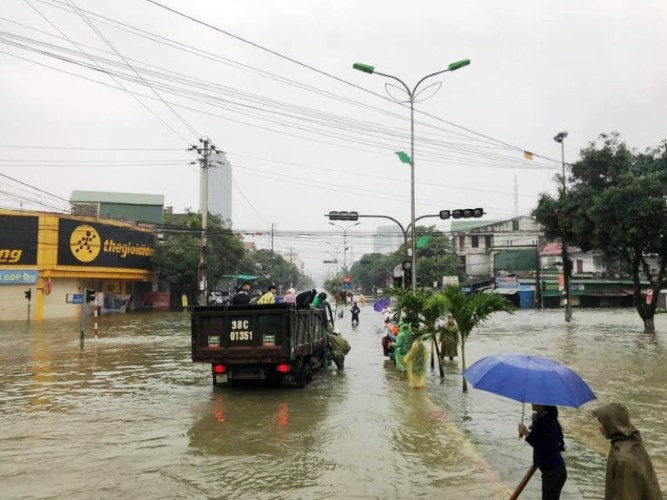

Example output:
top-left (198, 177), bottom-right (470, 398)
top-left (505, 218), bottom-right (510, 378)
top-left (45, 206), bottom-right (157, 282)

top-left (192, 308), bottom-right (290, 363)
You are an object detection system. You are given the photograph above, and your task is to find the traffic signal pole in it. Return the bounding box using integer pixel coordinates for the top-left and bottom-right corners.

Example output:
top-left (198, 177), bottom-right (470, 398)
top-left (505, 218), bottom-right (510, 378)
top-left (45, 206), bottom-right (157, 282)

top-left (325, 210), bottom-right (484, 288)
top-left (24, 288), bottom-right (31, 323)
top-left (80, 287), bottom-right (87, 349)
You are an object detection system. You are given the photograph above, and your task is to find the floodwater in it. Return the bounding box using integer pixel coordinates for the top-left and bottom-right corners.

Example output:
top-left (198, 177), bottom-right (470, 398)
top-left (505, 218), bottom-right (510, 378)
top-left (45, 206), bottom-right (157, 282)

top-left (0, 308), bottom-right (665, 499)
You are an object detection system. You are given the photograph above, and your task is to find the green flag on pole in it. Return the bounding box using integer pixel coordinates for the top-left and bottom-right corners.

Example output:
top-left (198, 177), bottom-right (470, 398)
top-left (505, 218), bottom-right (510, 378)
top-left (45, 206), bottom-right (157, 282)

top-left (395, 151), bottom-right (411, 164)
top-left (416, 235), bottom-right (432, 249)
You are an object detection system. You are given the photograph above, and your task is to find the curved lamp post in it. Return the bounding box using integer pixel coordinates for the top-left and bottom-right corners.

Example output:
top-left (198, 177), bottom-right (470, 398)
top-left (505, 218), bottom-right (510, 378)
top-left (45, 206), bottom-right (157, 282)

top-left (329, 221), bottom-right (361, 270)
top-left (353, 59), bottom-right (470, 291)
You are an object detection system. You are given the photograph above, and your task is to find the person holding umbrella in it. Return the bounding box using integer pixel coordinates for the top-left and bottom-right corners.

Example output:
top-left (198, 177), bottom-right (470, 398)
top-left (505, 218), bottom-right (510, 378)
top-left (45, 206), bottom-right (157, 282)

top-left (518, 404), bottom-right (567, 499)
top-left (463, 353), bottom-right (597, 499)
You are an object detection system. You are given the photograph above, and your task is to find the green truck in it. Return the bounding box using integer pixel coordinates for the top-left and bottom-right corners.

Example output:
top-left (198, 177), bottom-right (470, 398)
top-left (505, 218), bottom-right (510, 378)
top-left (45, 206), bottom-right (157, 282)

top-left (191, 303), bottom-right (329, 388)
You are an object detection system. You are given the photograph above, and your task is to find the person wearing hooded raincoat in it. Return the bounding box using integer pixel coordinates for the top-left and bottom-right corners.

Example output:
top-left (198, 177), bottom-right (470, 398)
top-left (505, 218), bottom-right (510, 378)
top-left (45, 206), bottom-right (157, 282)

top-left (592, 402), bottom-right (662, 500)
top-left (439, 315), bottom-right (459, 360)
top-left (393, 322), bottom-right (410, 373)
top-left (404, 339), bottom-right (427, 388)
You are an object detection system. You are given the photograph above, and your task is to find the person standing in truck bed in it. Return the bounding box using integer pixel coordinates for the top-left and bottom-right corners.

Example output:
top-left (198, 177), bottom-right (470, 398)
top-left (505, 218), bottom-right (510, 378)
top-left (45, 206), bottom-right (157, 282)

top-left (232, 282), bottom-right (251, 305)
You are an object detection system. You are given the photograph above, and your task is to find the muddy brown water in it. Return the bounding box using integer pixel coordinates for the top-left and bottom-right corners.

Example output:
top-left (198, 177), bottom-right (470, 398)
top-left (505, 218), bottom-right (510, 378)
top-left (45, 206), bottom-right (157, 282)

top-left (0, 308), bottom-right (665, 499)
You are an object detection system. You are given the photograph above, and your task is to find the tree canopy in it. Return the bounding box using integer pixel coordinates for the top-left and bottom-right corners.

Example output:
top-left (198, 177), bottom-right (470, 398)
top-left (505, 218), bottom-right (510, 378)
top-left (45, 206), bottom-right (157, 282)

top-left (154, 210), bottom-right (245, 300)
top-left (349, 226), bottom-right (459, 292)
top-left (534, 133), bottom-right (667, 330)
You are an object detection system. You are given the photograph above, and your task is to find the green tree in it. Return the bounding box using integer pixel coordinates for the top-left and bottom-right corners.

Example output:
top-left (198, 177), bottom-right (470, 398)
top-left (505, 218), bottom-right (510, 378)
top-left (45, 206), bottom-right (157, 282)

top-left (154, 210), bottom-right (245, 304)
top-left (398, 226), bottom-right (460, 286)
top-left (435, 286), bottom-right (514, 391)
top-left (350, 253), bottom-right (401, 292)
top-left (240, 249), bottom-right (312, 291)
top-left (534, 134), bottom-right (667, 331)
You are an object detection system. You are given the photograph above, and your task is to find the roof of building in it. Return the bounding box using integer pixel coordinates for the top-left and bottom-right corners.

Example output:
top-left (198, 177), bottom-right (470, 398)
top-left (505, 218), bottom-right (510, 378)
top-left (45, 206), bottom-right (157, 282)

top-left (451, 214), bottom-right (539, 233)
top-left (450, 220), bottom-right (499, 232)
top-left (540, 242), bottom-right (600, 256)
top-left (70, 190), bottom-right (164, 206)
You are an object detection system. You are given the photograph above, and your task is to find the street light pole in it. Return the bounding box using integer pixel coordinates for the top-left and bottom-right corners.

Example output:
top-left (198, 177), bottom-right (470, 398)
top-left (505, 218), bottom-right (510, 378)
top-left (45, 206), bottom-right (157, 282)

top-left (554, 131), bottom-right (572, 323)
top-left (353, 59), bottom-right (470, 291)
top-left (329, 221), bottom-right (360, 270)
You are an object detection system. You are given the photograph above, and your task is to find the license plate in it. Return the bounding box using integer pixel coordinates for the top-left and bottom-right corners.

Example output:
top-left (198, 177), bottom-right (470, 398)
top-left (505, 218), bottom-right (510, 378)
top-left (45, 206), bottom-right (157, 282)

top-left (215, 374), bottom-right (228, 384)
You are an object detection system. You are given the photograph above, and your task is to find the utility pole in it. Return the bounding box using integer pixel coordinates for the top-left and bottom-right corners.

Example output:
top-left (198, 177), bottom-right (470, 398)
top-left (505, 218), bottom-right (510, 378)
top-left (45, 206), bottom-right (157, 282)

top-left (535, 241), bottom-right (543, 309)
top-left (554, 131), bottom-right (572, 322)
top-left (343, 231), bottom-right (348, 270)
top-left (271, 223), bottom-right (275, 254)
top-left (190, 137), bottom-right (219, 307)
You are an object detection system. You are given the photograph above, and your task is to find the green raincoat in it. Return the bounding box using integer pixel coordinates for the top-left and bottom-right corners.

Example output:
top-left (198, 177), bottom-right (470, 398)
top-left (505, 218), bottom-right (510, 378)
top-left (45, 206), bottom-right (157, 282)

top-left (393, 322), bottom-right (410, 373)
top-left (592, 403), bottom-right (662, 500)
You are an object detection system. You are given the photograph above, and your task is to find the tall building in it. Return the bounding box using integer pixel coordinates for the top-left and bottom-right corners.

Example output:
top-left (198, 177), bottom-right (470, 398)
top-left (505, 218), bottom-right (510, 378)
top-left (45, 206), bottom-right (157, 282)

top-left (373, 225), bottom-right (403, 254)
top-left (207, 151), bottom-right (232, 226)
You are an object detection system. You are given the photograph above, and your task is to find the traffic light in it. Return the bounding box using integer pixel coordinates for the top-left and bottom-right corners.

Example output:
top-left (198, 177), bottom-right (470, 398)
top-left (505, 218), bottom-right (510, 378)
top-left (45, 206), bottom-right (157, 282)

top-left (402, 260), bottom-right (412, 287)
top-left (24, 289), bottom-right (31, 301)
top-left (328, 211), bottom-right (359, 221)
top-left (440, 208), bottom-right (484, 219)
top-left (451, 208), bottom-right (485, 219)
top-left (85, 289), bottom-right (97, 302)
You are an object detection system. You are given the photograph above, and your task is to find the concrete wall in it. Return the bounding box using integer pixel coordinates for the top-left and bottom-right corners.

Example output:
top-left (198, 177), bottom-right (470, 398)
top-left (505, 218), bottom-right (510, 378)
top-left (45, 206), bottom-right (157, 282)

top-left (0, 284), bottom-right (33, 321)
top-left (40, 278), bottom-right (82, 320)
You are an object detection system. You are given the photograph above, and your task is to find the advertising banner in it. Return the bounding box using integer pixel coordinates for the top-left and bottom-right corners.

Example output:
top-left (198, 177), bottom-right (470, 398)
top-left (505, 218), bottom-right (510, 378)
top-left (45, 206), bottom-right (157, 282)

top-left (0, 215), bottom-right (38, 266)
top-left (57, 218), bottom-right (155, 269)
top-left (0, 270), bottom-right (38, 284)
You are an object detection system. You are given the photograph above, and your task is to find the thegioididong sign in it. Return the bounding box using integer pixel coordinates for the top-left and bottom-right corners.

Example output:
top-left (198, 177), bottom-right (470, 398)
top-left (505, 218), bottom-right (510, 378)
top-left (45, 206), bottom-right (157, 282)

top-left (57, 219), bottom-right (155, 269)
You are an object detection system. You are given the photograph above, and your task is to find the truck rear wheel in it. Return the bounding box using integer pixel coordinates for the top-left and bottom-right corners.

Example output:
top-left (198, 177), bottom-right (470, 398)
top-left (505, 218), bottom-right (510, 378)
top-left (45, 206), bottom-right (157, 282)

top-left (296, 362), bottom-right (311, 388)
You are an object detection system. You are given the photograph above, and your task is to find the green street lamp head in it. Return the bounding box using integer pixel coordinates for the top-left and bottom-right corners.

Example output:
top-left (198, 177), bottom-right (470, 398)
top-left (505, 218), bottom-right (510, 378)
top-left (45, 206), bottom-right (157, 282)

top-left (448, 59), bottom-right (471, 71)
top-left (353, 62), bottom-right (375, 74)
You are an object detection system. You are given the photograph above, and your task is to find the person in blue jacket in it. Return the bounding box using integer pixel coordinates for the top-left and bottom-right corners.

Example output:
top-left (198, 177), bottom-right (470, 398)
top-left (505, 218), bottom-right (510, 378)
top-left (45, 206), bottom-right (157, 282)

top-left (518, 404), bottom-right (567, 500)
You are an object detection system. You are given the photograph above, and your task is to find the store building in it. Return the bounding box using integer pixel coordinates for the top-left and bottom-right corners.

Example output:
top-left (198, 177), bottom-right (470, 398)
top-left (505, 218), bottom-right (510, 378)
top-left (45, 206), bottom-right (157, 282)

top-left (0, 209), bottom-right (155, 321)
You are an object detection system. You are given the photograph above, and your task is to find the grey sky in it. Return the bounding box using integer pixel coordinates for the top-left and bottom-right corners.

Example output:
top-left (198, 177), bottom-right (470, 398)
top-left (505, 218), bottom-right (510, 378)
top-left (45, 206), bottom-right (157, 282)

top-left (1, 0), bottom-right (666, 281)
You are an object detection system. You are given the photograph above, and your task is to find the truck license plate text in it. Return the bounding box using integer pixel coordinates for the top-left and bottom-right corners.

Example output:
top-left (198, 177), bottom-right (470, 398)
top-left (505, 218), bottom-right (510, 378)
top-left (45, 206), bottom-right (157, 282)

top-left (230, 319), bottom-right (252, 341)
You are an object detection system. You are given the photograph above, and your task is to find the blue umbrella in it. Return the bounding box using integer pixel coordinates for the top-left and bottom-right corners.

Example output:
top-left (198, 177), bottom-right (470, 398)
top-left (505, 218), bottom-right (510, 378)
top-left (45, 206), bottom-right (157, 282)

top-left (463, 353), bottom-right (596, 408)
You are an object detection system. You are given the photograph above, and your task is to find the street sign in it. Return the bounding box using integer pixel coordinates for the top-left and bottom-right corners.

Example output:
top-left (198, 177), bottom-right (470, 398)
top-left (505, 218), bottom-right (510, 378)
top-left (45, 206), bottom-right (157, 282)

top-left (66, 293), bottom-right (84, 304)
top-left (442, 276), bottom-right (459, 287)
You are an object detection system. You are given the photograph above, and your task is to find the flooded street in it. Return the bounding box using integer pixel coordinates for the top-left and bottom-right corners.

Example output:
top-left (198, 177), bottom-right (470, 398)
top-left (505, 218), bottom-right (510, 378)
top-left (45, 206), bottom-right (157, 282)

top-left (1, 308), bottom-right (665, 499)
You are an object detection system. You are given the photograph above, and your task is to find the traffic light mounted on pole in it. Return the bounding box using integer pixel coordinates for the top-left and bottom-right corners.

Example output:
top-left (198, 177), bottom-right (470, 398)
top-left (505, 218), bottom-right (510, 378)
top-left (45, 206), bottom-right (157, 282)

top-left (439, 208), bottom-right (485, 220)
top-left (327, 211), bottom-right (359, 221)
top-left (85, 289), bottom-right (97, 303)
top-left (24, 289), bottom-right (31, 301)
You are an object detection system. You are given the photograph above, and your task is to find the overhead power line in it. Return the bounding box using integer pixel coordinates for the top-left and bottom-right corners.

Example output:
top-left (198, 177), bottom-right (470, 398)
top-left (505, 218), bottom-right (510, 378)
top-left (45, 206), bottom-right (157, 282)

top-left (142, 0), bottom-right (563, 163)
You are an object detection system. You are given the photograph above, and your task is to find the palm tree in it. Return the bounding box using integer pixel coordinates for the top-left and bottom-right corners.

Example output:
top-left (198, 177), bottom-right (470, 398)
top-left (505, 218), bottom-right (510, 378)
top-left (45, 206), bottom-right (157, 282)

top-left (438, 286), bottom-right (514, 392)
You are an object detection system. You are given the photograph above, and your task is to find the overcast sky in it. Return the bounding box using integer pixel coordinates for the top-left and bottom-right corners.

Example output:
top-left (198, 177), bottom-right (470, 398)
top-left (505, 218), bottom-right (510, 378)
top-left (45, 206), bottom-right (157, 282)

top-left (1, 0), bottom-right (666, 282)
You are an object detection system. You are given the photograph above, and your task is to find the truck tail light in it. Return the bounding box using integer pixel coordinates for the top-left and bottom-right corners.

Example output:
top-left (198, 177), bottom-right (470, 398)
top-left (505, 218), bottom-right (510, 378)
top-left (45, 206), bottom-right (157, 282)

top-left (213, 364), bottom-right (226, 374)
top-left (276, 363), bottom-right (290, 373)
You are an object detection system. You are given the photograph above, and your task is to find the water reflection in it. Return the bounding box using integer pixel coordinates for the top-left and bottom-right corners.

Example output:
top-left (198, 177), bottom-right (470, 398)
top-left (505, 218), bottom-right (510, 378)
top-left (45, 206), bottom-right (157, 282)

top-left (0, 309), bottom-right (665, 498)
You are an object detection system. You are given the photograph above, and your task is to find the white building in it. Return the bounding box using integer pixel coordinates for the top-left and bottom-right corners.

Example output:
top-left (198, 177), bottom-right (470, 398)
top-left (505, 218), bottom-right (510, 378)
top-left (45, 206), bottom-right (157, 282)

top-left (207, 151), bottom-right (232, 226)
top-left (373, 225), bottom-right (403, 255)
top-left (451, 215), bottom-right (543, 278)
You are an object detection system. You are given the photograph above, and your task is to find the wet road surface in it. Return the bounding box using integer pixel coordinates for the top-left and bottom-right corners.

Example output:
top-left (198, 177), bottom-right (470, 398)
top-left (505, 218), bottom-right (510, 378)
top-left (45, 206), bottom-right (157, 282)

top-left (0, 307), bottom-right (665, 499)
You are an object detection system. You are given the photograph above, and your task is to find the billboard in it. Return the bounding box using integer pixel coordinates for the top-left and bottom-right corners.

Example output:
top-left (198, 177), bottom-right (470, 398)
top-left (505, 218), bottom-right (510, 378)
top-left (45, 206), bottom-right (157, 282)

top-left (0, 214), bottom-right (38, 266)
top-left (57, 218), bottom-right (155, 269)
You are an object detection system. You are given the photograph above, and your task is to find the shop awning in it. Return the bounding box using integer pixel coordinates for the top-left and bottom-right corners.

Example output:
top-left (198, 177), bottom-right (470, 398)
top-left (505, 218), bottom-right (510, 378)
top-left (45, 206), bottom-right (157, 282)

top-left (489, 288), bottom-right (518, 295)
top-left (222, 274), bottom-right (259, 281)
